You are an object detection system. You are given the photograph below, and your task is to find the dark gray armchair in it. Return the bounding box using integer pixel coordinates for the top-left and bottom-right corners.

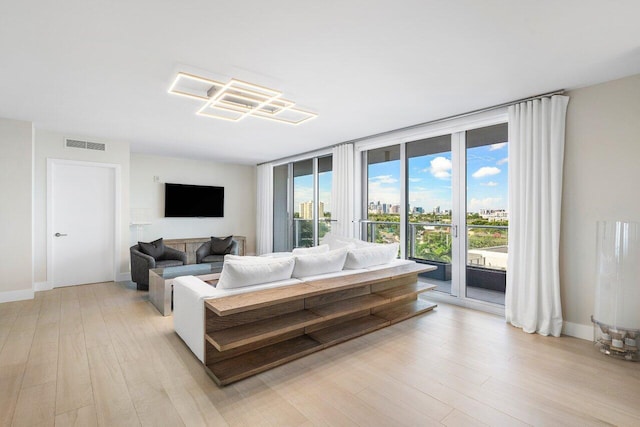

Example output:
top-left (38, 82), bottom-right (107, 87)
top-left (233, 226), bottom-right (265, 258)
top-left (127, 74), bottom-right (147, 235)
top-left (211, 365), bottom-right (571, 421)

top-left (130, 243), bottom-right (187, 290)
top-left (196, 238), bottom-right (239, 264)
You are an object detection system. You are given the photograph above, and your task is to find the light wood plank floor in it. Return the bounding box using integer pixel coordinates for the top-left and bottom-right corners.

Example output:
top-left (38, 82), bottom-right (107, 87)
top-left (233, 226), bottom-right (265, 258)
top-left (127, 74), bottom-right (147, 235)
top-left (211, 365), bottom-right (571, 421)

top-left (1, 281), bottom-right (639, 427)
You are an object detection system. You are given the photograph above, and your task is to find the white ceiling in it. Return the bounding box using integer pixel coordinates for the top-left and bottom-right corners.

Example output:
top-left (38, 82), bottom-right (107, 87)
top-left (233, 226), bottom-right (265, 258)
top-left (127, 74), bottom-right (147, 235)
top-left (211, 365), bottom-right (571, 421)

top-left (1, 1), bottom-right (639, 165)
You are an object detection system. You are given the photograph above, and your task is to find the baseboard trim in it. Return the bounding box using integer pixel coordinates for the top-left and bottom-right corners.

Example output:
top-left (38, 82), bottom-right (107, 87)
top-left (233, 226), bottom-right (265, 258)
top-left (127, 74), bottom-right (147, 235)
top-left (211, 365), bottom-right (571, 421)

top-left (562, 321), bottom-right (592, 341)
top-left (34, 281), bottom-right (52, 292)
top-left (117, 272), bottom-right (132, 282)
top-left (0, 288), bottom-right (35, 303)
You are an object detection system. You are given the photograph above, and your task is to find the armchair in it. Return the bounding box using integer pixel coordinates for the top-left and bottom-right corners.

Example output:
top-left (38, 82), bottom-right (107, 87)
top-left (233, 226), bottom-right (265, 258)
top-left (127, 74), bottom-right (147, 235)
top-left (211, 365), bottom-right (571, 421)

top-left (130, 240), bottom-right (187, 290)
top-left (196, 237), bottom-right (239, 264)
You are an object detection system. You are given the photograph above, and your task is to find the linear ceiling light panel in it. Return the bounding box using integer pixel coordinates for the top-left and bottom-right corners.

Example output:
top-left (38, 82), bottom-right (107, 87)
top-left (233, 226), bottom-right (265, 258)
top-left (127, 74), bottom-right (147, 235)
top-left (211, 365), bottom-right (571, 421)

top-left (168, 72), bottom-right (317, 125)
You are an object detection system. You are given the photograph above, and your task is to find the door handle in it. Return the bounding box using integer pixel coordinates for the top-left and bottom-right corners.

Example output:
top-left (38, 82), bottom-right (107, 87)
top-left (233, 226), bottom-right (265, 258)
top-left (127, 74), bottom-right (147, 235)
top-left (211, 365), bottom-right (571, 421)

top-left (451, 225), bottom-right (458, 238)
top-left (55, 232), bottom-right (68, 237)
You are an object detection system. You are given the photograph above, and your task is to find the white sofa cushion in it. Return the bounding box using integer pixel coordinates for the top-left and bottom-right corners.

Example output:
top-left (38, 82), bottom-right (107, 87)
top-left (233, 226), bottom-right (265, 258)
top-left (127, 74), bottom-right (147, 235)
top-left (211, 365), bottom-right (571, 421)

top-left (320, 233), bottom-right (369, 250)
top-left (217, 255), bottom-right (295, 289)
top-left (344, 243), bottom-right (399, 269)
top-left (365, 258), bottom-right (414, 271)
top-left (292, 244), bottom-right (329, 255)
top-left (292, 248), bottom-right (348, 278)
top-left (297, 268), bottom-right (368, 282)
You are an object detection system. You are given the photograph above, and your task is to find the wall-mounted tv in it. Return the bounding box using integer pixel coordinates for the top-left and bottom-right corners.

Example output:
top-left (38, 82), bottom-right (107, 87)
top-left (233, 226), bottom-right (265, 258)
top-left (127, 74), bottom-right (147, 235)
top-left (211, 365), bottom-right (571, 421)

top-left (164, 183), bottom-right (224, 217)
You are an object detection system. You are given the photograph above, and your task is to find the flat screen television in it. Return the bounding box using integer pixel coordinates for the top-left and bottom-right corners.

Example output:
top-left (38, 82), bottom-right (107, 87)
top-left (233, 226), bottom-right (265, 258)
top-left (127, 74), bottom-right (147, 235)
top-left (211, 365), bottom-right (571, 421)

top-left (164, 183), bottom-right (224, 217)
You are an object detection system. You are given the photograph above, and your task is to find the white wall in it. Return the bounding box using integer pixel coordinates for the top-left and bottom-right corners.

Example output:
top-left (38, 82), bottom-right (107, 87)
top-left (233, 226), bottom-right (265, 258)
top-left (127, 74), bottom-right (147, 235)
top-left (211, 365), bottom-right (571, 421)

top-left (561, 74), bottom-right (640, 336)
top-left (0, 118), bottom-right (34, 301)
top-left (130, 154), bottom-right (257, 255)
top-left (33, 130), bottom-right (130, 284)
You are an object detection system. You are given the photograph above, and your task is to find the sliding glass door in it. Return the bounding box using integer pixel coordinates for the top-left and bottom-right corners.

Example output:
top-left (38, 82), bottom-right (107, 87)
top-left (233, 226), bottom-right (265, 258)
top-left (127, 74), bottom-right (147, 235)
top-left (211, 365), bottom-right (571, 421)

top-left (361, 122), bottom-right (508, 306)
top-left (273, 155), bottom-right (332, 251)
top-left (406, 135), bottom-right (453, 294)
top-left (363, 145), bottom-right (401, 245)
top-left (465, 124), bottom-right (508, 304)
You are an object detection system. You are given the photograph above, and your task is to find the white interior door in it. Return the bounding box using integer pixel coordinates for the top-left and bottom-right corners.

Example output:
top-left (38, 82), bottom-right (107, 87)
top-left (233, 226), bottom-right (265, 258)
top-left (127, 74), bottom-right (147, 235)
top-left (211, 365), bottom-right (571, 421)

top-left (51, 162), bottom-right (115, 287)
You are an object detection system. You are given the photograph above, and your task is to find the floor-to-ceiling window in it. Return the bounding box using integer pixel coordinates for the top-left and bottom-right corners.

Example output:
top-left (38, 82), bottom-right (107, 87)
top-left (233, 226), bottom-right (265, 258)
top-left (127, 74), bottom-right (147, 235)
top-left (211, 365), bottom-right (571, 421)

top-left (317, 156), bottom-right (333, 241)
top-left (293, 159), bottom-right (314, 248)
top-left (465, 123), bottom-right (508, 304)
top-left (406, 135), bottom-right (453, 294)
top-left (272, 155), bottom-right (332, 250)
top-left (363, 145), bottom-right (401, 244)
top-left (360, 120), bottom-right (508, 308)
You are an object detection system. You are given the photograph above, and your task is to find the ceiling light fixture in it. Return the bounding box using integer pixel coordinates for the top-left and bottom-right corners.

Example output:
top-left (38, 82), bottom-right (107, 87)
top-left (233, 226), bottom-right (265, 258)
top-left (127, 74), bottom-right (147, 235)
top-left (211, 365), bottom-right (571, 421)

top-left (168, 72), bottom-right (317, 125)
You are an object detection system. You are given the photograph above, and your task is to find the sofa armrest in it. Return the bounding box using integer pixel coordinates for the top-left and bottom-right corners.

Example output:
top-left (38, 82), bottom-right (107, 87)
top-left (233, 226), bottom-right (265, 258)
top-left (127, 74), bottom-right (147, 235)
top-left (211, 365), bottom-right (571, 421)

top-left (229, 239), bottom-right (239, 256)
top-left (130, 247), bottom-right (156, 285)
top-left (173, 276), bottom-right (220, 362)
top-left (163, 246), bottom-right (187, 263)
top-left (196, 241), bottom-right (212, 264)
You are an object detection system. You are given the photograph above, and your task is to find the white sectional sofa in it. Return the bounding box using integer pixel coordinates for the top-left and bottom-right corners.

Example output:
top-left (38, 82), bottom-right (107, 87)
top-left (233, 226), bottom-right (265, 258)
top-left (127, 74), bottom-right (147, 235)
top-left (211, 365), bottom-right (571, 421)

top-left (173, 234), bottom-right (408, 362)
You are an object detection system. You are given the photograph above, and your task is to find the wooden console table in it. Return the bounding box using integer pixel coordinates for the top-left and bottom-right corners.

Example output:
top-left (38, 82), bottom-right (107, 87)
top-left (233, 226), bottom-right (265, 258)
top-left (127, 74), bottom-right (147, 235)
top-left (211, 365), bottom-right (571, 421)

top-left (164, 235), bottom-right (246, 264)
top-left (202, 263), bottom-right (436, 386)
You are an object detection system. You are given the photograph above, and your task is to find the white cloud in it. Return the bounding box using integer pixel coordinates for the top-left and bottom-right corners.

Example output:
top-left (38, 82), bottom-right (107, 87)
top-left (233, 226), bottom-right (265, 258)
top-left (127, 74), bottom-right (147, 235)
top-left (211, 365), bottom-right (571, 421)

top-left (497, 157), bottom-right (508, 165)
top-left (472, 166), bottom-right (501, 179)
top-left (481, 181), bottom-right (498, 187)
top-left (468, 197), bottom-right (504, 211)
top-left (367, 181), bottom-right (400, 205)
top-left (489, 142), bottom-right (507, 151)
top-left (428, 156), bottom-right (452, 180)
top-left (408, 177), bottom-right (422, 183)
top-left (369, 174), bottom-right (398, 184)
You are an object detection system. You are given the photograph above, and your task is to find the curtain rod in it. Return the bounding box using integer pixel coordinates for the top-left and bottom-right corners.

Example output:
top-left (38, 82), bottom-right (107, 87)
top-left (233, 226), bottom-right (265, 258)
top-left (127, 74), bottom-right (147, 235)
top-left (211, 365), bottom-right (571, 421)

top-left (258, 89), bottom-right (564, 166)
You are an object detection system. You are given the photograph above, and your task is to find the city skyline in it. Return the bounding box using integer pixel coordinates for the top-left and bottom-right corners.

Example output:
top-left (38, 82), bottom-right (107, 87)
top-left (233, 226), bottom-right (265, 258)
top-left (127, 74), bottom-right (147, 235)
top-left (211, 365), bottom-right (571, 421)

top-left (368, 141), bottom-right (509, 214)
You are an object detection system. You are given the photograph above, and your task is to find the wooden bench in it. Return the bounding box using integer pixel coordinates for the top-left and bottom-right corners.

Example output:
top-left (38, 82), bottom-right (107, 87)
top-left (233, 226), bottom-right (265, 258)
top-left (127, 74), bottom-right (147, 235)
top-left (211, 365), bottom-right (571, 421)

top-left (202, 262), bottom-right (437, 385)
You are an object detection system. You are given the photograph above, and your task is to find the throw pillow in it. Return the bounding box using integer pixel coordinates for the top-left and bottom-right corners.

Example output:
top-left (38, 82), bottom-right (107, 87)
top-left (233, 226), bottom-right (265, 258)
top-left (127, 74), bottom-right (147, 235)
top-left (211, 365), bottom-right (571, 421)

top-left (138, 238), bottom-right (164, 259)
top-left (217, 256), bottom-right (295, 289)
top-left (291, 244), bottom-right (330, 255)
top-left (344, 243), bottom-right (399, 269)
top-left (292, 248), bottom-right (348, 278)
top-left (211, 236), bottom-right (233, 255)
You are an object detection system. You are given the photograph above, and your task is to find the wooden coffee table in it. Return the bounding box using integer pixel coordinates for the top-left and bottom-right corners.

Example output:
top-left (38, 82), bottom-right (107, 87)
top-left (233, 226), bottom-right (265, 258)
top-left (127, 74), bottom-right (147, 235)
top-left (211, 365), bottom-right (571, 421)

top-left (149, 262), bottom-right (223, 316)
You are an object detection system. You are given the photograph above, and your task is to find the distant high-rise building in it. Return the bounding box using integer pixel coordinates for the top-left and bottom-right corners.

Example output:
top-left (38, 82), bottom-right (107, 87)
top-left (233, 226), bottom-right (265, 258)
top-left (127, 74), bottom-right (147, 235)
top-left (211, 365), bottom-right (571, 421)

top-left (300, 201), bottom-right (324, 219)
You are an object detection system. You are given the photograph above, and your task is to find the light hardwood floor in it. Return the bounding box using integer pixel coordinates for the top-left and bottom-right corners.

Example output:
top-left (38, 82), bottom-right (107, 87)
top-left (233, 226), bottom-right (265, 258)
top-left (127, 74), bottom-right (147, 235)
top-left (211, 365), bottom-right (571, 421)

top-left (1, 281), bottom-right (639, 426)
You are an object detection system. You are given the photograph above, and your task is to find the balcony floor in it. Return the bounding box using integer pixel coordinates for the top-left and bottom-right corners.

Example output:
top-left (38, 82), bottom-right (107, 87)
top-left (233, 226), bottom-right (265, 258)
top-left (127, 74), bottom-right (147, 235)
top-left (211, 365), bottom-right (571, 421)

top-left (418, 278), bottom-right (505, 305)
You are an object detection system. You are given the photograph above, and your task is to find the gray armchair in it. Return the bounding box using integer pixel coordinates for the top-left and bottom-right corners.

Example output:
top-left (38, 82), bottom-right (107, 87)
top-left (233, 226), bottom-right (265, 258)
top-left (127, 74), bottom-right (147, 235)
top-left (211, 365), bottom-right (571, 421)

top-left (196, 238), bottom-right (239, 264)
top-left (130, 243), bottom-right (187, 290)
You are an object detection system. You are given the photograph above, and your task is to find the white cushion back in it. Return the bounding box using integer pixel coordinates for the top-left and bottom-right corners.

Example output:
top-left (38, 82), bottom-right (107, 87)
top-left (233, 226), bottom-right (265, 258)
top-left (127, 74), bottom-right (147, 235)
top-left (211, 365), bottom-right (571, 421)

top-left (292, 244), bottom-right (330, 255)
top-left (344, 243), bottom-right (399, 269)
top-left (292, 248), bottom-right (348, 278)
top-left (217, 255), bottom-right (295, 289)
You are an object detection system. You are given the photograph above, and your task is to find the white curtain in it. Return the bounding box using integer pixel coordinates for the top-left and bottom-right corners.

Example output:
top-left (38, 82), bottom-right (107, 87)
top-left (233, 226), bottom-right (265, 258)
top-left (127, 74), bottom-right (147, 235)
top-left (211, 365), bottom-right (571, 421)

top-left (331, 143), bottom-right (355, 238)
top-left (506, 95), bottom-right (569, 336)
top-left (256, 163), bottom-right (273, 255)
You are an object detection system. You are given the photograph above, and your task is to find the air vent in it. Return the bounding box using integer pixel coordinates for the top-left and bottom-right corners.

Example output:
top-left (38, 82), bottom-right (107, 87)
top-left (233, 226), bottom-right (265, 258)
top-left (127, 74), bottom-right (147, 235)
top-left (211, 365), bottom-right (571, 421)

top-left (65, 139), bottom-right (106, 151)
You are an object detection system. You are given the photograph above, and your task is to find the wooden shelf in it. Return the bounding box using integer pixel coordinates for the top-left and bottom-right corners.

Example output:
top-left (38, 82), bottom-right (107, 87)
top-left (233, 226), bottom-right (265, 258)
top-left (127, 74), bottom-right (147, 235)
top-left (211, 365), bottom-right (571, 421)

top-left (373, 282), bottom-right (436, 302)
top-left (308, 315), bottom-right (389, 346)
top-left (373, 299), bottom-right (437, 324)
top-left (207, 335), bottom-right (322, 386)
top-left (203, 263), bottom-right (437, 386)
top-left (206, 310), bottom-right (321, 351)
top-left (309, 294), bottom-right (387, 319)
top-left (205, 263), bottom-right (436, 316)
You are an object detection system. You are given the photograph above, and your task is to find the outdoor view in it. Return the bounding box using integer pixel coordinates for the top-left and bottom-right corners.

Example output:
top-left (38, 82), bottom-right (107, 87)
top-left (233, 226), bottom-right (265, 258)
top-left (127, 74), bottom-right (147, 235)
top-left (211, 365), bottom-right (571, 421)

top-left (292, 156), bottom-right (332, 247)
top-left (366, 125), bottom-right (509, 302)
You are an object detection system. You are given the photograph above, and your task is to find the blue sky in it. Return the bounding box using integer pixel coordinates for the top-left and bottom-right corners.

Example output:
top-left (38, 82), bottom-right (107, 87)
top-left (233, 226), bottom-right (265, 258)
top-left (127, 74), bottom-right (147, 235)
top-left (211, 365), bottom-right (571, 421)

top-left (368, 142), bottom-right (508, 213)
